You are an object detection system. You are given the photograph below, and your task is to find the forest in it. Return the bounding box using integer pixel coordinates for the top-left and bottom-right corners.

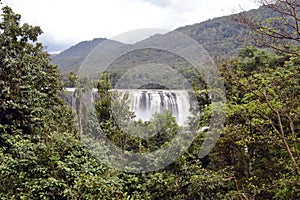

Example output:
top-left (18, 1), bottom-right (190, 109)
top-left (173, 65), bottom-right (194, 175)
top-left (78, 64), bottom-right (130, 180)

top-left (0, 0), bottom-right (300, 199)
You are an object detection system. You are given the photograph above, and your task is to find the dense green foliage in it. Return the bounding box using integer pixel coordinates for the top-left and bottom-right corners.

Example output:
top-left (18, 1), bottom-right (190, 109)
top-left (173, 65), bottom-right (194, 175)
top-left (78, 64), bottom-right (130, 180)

top-left (216, 47), bottom-right (300, 199)
top-left (0, 6), bottom-right (123, 199)
top-left (1, 1), bottom-right (300, 199)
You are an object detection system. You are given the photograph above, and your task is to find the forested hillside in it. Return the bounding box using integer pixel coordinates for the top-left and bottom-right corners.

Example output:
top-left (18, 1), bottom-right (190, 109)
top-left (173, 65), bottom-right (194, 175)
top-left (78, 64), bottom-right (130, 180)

top-left (51, 4), bottom-right (280, 75)
top-left (176, 5), bottom-right (282, 59)
top-left (51, 38), bottom-right (106, 73)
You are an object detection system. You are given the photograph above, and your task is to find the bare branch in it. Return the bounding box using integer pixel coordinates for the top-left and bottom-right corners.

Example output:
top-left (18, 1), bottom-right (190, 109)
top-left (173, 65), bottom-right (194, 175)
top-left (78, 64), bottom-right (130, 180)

top-left (262, 90), bottom-right (300, 175)
top-left (235, 0), bottom-right (300, 55)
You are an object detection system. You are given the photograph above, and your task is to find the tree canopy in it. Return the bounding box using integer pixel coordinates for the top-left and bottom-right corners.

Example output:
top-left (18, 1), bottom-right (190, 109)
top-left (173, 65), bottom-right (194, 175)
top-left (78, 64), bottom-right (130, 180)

top-left (1, 1), bottom-right (300, 199)
top-left (0, 6), bottom-right (123, 199)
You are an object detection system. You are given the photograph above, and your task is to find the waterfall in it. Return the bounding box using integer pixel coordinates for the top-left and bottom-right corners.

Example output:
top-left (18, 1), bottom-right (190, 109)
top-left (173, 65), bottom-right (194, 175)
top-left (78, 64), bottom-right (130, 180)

top-left (118, 89), bottom-right (193, 126)
top-left (63, 88), bottom-right (194, 126)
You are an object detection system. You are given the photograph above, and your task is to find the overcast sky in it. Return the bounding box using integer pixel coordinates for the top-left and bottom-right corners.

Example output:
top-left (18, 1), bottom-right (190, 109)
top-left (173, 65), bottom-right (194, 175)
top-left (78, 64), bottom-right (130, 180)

top-left (1, 0), bottom-right (259, 52)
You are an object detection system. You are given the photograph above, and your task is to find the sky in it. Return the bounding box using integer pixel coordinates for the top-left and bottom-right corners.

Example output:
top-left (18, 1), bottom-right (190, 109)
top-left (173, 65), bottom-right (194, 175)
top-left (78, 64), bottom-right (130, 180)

top-left (1, 0), bottom-right (259, 53)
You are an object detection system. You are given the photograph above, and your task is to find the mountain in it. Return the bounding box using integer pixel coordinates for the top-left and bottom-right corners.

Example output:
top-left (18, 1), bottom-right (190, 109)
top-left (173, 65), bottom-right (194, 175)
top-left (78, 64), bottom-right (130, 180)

top-left (51, 38), bottom-right (108, 74)
top-left (51, 5), bottom-right (277, 78)
top-left (176, 5), bottom-right (281, 59)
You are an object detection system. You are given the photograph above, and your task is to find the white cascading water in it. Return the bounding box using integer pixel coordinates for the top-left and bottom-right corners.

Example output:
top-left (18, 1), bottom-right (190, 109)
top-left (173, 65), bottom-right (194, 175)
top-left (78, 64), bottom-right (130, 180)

top-left (64, 88), bottom-right (193, 126)
top-left (123, 90), bottom-right (192, 126)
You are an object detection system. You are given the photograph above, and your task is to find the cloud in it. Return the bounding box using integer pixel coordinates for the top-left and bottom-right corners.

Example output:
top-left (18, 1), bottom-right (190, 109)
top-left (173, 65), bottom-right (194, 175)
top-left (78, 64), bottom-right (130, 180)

top-left (142, 0), bottom-right (172, 8)
top-left (2, 0), bottom-right (259, 51)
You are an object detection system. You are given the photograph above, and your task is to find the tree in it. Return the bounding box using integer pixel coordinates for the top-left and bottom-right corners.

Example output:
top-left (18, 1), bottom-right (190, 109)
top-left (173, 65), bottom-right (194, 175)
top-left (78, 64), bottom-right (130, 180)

top-left (237, 0), bottom-right (300, 55)
top-left (92, 73), bottom-right (233, 199)
top-left (0, 6), bottom-right (124, 199)
top-left (218, 47), bottom-right (300, 199)
top-left (95, 73), bottom-right (113, 123)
